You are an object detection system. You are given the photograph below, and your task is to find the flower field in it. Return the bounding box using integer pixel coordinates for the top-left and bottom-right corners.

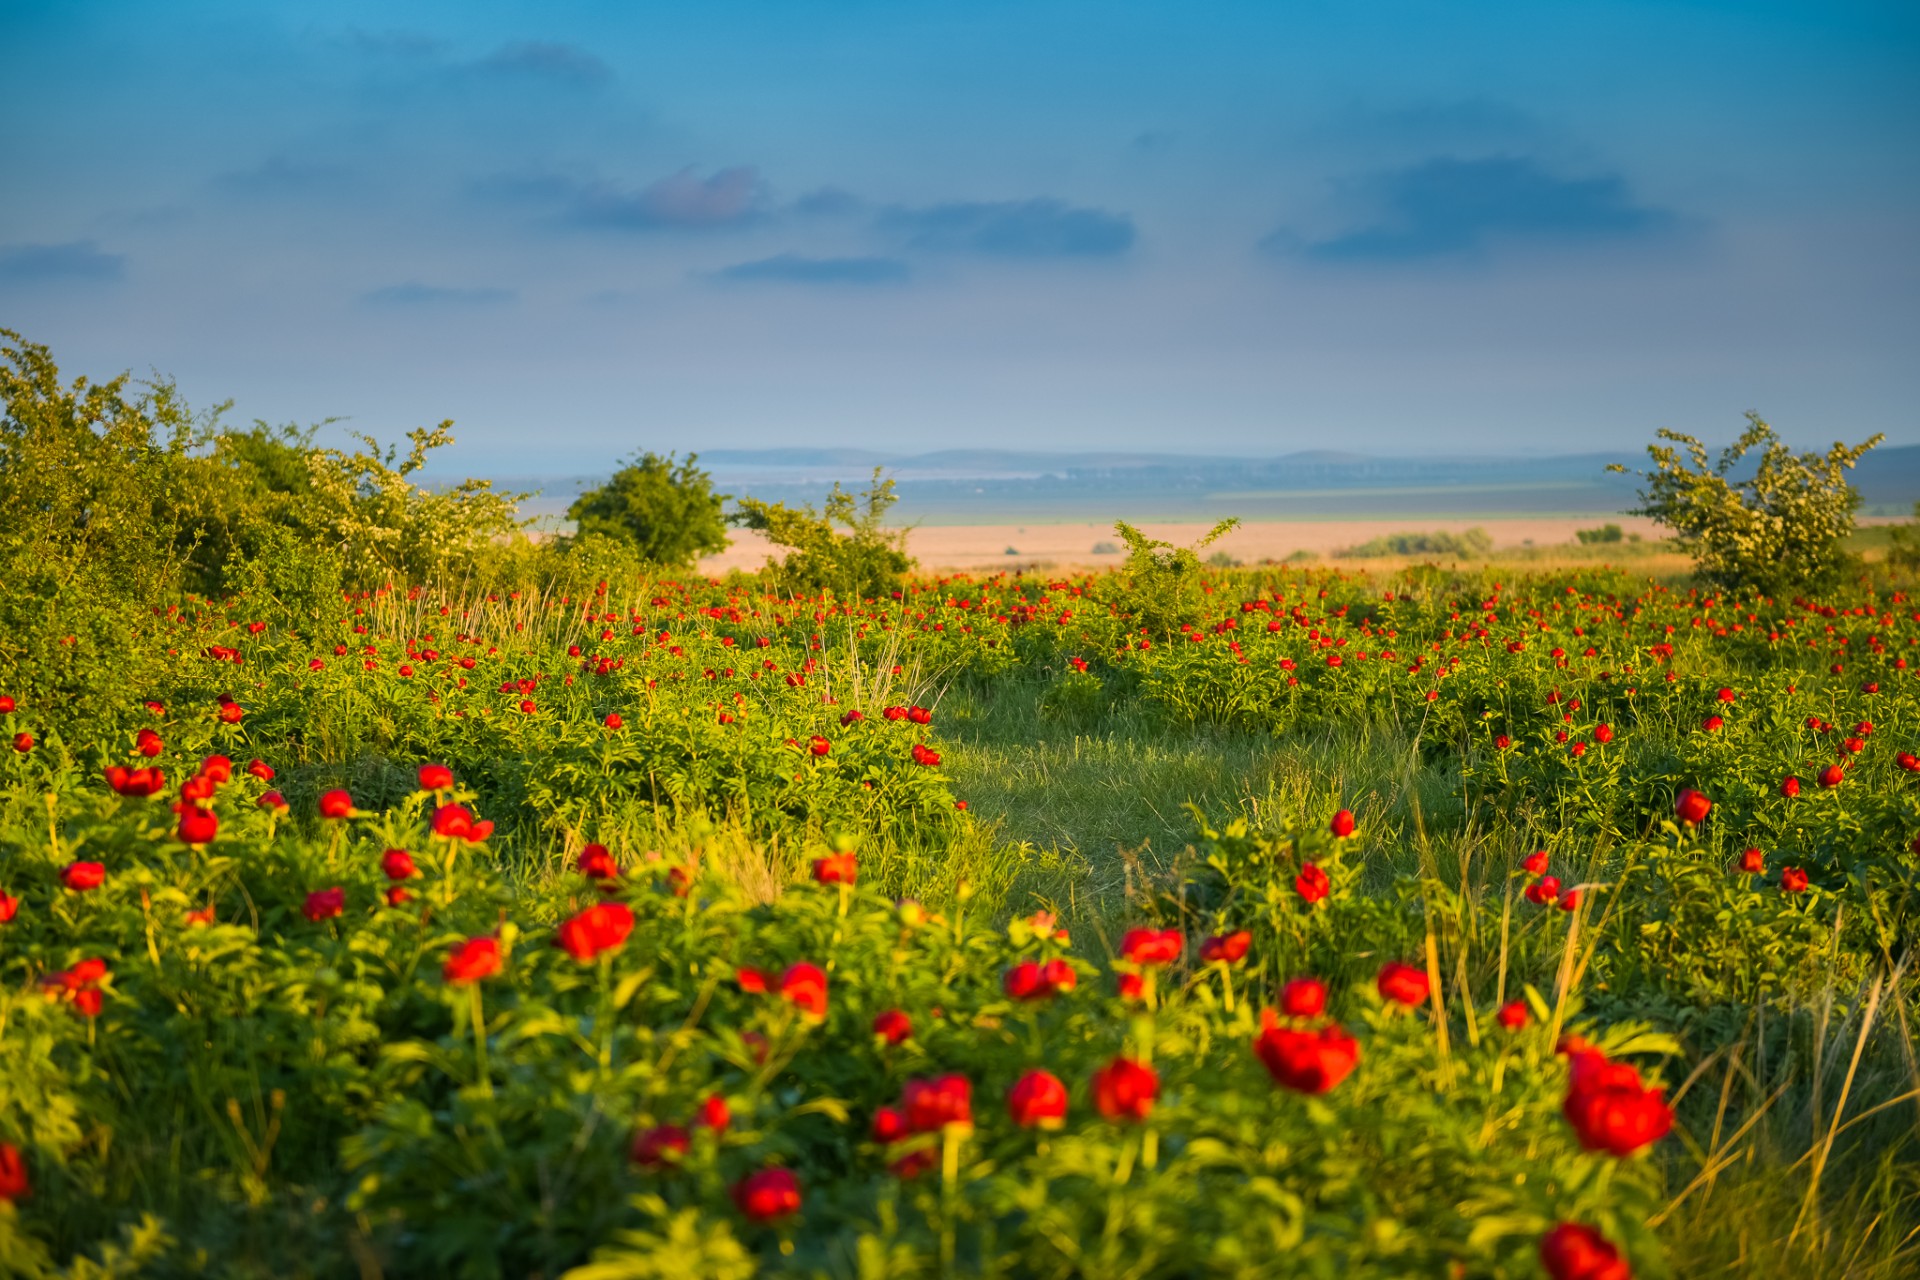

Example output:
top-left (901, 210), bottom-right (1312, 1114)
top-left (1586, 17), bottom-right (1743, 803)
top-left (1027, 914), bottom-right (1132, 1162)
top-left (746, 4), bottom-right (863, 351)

top-left (1, 563), bottom-right (1917, 1278)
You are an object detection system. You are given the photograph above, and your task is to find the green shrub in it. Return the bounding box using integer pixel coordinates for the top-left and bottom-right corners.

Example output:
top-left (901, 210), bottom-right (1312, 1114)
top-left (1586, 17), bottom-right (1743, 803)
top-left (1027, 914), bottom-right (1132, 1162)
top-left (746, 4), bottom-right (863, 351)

top-left (730, 468), bottom-right (913, 599)
top-left (1341, 528), bottom-right (1493, 559)
top-left (1575, 523), bottom-right (1624, 544)
top-left (566, 452), bottom-right (730, 568)
top-left (1610, 413), bottom-right (1881, 594)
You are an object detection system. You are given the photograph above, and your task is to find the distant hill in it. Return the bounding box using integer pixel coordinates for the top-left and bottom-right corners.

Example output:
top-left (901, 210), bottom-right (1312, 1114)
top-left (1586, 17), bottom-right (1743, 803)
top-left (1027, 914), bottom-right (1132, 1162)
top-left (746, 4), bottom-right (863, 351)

top-left (501, 444), bottom-right (1920, 526)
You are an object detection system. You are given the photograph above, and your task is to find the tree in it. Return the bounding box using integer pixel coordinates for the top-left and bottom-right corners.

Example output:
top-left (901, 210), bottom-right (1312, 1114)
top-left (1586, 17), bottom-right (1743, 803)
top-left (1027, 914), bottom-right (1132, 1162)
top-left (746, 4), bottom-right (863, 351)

top-left (1610, 414), bottom-right (1881, 596)
top-left (731, 468), bottom-right (913, 599)
top-left (566, 452), bottom-right (730, 568)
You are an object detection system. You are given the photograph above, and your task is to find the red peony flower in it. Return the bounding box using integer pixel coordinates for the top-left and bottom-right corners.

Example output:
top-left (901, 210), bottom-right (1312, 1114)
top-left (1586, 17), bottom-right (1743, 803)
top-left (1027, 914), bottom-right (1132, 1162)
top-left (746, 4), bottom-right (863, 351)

top-left (1294, 862), bottom-right (1330, 903)
top-left (1739, 847), bottom-right (1765, 874)
top-left (1091, 1056), bottom-right (1158, 1122)
top-left (630, 1124), bottom-right (690, 1169)
top-left (1673, 789), bottom-right (1712, 824)
top-left (443, 936), bottom-right (502, 984)
top-left (136, 728), bottom-right (163, 758)
top-left (1540, 1222), bottom-right (1631, 1280)
top-left (1562, 1049), bottom-right (1672, 1156)
top-left (604, 712), bottom-right (624, 730)
top-left (200, 755), bottom-right (233, 784)
top-left (105, 765), bottom-right (168, 797)
top-left (733, 1168), bottom-right (801, 1222)
top-left (1817, 764), bottom-right (1844, 789)
top-left (61, 861), bottom-right (106, 892)
top-left (554, 902), bottom-right (634, 962)
top-left (381, 849), bottom-right (417, 880)
top-left (1779, 775), bottom-right (1801, 798)
top-left (908, 705), bottom-right (932, 725)
top-left (1280, 976), bottom-right (1326, 1018)
top-left (1780, 867), bottom-right (1809, 893)
top-left (1007, 1069), bottom-right (1070, 1129)
top-left (1376, 961), bottom-right (1430, 1007)
top-left (319, 789), bottom-right (354, 820)
top-left (779, 961), bottom-right (829, 1019)
top-left (812, 852), bottom-right (857, 885)
top-left (694, 1094), bottom-right (731, 1132)
top-left (871, 1106), bottom-right (910, 1143)
top-left (1593, 723), bottom-right (1614, 744)
top-left (1120, 927), bottom-right (1183, 967)
top-left (218, 702), bottom-right (245, 725)
top-left (303, 887), bottom-right (345, 921)
top-left (418, 763), bottom-right (454, 791)
top-left (910, 743), bottom-right (942, 766)
top-left (577, 843), bottom-right (619, 880)
top-left (1004, 960), bottom-right (1049, 1000)
top-left (903, 1073), bottom-right (972, 1132)
top-left (1199, 930), bottom-right (1252, 965)
top-left (258, 790), bottom-right (288, 812)
top-left (735, 966), bottom-right (769, 994)
top-left (872, 1008), bottom-right (913, 1045)
top-left (1497, 999), bottom-right (1530, 1030)
top-left (1526, 875), bottom-right (1563, 906)
top-left (808, 735), bottom-right (830, 757)
top-left (431, 803), bottom-right (494, 843)
top-left (176, 805), bottom-right (218, 846)
top-left (0, 1143), bottom-right (29, 1201)
top-left (1253, 1014), bottom-right (1361, 1094)
top-left (1329, 808), bottom-right (1356, 838)
top-left (1523, 850), bottom-right (1550, 875)
top-left (0, 892), bottom-right (17, 923)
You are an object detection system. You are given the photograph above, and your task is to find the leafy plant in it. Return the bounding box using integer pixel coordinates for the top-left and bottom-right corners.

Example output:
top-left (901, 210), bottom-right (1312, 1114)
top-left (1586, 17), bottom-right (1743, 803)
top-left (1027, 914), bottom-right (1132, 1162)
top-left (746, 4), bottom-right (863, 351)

top-left (730, 468), bottom-right (913, 599)
top-left (1342, 527), bottom-right (1493, 559)
top-left (1610, 413), bottom-right (1881, 593)
top-left (1099, 517), bottom-right (1239, 636)
top-left (566, 453), bottom-right (731, 569)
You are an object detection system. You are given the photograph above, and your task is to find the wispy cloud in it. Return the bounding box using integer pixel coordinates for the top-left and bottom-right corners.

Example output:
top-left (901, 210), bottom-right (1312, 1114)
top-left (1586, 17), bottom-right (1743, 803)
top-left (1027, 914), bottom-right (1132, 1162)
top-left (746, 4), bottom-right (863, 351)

top-left (473, 41), bottom-right (611, 84)
top-left (339, 27), bottom-right (449, 57)
top-left (791, 187), bottom-right (863, 217)
top-left (713, 254), bottom-right (909, 285)
top-left (1274, 156), bottom-right (1683, 262)
top-left (214, 154), bottom-right (352, 196)
top-left (359, 282), bottom-right (515, 306)
top-left (572, 166), bottom-right (765, 229)
top-left (0, 241), bottom-right (125, 285)
top-left (880, 199), bottom-right (1136, 257)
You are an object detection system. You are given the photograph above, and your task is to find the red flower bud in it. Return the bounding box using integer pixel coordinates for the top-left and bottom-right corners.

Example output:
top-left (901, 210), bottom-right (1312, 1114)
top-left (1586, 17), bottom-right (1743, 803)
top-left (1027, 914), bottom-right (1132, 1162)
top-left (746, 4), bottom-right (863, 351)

top-left (443, 936), bottom-right (501, 984)
top-left (733, 1168), bottom-right (801, 1222)
top-left (1007, 1069), bottom-right (1070, 1129)
top-left (1091, 1056), bottom-right (1158, 1122)
top-left (1376, 961), bottom-right (1430, 1007)
top-left (303, 887), bottom-right (345, 921)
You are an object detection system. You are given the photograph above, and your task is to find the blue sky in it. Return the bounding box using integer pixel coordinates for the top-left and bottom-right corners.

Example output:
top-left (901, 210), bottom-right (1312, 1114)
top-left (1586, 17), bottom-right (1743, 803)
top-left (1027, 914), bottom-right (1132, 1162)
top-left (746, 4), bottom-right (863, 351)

top-left (2, 0), bottom-right (1916, 472)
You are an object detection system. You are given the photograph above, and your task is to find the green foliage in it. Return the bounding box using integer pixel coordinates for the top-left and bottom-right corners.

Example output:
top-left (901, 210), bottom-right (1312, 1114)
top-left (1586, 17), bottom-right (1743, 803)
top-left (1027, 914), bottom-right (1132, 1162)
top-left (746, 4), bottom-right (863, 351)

top-left (566, 453), bottom-right (730, 569)
top-left (1343, 527), bottom-right (1494, 559)
top-left (299, 423), bottom-right (529, 586)
top-left (730, 468), bottom-right (914, 599)
top-left (1099, 517), bottom-right (1239, 636)
top-left (1611, 413), bottom-right (1881, 594)
top-left (1576, 523), bottom-right (1625, 545)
